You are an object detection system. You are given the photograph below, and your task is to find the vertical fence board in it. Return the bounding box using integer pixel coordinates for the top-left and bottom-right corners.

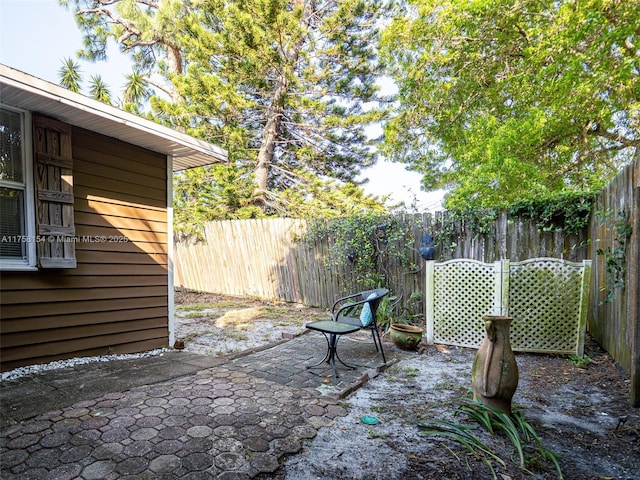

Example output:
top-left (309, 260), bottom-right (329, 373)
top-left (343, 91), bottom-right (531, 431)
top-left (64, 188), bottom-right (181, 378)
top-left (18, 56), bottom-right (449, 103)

top-left (630, 181), bottom-right (640, 406)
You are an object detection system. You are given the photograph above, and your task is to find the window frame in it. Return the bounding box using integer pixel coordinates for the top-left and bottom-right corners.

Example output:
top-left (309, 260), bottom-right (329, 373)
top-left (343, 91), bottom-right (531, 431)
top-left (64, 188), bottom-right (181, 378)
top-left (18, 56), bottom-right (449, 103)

top-left (0, 104), bottom-right (37, 271)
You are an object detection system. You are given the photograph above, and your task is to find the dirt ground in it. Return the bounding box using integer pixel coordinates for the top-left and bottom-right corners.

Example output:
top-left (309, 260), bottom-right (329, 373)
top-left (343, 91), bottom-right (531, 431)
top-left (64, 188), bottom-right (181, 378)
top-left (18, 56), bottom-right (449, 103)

top-left (175, 290), bottom-right (640, 480)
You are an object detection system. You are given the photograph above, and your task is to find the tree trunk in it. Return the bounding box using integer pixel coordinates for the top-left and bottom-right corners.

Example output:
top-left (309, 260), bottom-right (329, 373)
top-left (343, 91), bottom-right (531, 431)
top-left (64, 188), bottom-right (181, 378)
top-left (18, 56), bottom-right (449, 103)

top-left (253, 74), bottom-right (287, 207)
top-left (252, 0), bottom-right (312, 209)
top-left (165, 44), bottom-right (183, 102)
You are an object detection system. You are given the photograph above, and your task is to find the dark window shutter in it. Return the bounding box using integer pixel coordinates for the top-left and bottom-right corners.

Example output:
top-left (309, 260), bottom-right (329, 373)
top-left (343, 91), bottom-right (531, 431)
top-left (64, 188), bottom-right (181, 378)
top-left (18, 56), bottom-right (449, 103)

top-left (33, 115), bottom-right (76, 269)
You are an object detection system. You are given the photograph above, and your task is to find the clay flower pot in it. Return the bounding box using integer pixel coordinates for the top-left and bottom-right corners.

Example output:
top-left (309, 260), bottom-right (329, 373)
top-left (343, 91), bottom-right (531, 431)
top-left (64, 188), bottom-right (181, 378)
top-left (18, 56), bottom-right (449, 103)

top-left (390, 324), bottom-right (424, 350)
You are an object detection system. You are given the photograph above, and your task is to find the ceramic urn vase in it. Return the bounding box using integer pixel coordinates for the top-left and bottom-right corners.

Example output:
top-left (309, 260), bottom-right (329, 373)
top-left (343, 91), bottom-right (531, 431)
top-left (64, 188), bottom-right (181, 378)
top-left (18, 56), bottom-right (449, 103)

top-left (471, 315), bottom-right (519, 415)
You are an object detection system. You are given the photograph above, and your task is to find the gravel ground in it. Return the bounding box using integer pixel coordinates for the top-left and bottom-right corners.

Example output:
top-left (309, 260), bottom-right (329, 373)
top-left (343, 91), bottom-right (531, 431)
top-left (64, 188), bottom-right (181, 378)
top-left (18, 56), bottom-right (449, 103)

top-left (0, 349), bottom-right (169, 382)
top-left (276, 341), bottom-right (640, 480)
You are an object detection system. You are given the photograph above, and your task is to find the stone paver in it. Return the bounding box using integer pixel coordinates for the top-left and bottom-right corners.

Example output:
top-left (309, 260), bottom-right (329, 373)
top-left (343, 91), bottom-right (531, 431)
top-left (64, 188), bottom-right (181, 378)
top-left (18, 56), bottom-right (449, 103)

top-left (0, 332), bottom-right (403, 479)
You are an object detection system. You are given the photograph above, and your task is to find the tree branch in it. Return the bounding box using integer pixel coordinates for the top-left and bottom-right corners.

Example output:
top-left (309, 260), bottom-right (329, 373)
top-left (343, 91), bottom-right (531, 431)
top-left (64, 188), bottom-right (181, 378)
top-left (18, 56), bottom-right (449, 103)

top-left (591, 123), bottom-right (640, 148)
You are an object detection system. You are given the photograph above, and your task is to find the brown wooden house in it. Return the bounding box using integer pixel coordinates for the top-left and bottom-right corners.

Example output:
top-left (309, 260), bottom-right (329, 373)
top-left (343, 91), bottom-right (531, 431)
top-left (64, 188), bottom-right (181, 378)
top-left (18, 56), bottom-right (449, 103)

top-left (0, 65), bottom-right (227, 371)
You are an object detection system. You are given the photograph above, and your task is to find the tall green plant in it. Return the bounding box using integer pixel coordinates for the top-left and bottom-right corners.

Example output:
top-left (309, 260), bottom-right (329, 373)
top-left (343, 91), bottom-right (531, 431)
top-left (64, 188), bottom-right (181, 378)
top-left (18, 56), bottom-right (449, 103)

top-left (62, 0), bottom-right (390, 217)
top-left (418, 400), bottom-right (563, 479)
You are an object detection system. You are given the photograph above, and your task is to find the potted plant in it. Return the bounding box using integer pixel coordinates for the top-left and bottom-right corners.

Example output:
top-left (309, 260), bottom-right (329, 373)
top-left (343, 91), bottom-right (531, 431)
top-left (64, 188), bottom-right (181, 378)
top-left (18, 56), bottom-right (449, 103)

top-left (375, 295), bottom-right (395, 333)
top-left (389, 292), bottom-right (425, 350)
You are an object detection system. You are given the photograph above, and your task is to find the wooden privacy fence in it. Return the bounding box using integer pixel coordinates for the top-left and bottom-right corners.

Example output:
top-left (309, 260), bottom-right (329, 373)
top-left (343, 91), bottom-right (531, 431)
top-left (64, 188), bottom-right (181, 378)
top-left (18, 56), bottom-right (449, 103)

top-left (174, 218), bottom-right (309, 302)
top-left (425, 258), bottom-right (591, 356)
top-left (589, 156), bottom-right (639, 406)
top-left (174, 212), bottom-right (589, 310)
top-left (174, 218), bottom-right (368, 305)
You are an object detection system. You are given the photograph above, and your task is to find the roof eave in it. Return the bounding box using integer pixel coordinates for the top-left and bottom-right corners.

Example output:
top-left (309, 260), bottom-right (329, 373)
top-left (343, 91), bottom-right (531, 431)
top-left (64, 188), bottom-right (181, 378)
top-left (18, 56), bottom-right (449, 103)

top-left (0, 64), bottom-right (228, 171)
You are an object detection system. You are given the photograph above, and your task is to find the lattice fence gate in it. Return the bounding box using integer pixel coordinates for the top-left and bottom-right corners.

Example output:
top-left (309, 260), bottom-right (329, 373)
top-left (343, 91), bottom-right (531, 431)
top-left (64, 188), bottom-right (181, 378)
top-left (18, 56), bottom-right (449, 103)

top-left (425, 258), bottom-right (592, 356)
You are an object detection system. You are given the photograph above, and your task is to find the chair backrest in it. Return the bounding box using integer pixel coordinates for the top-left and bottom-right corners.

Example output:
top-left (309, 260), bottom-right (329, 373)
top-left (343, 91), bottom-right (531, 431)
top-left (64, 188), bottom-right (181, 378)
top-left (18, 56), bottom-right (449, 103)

top-left (359, 288), bottom-right (389, 321)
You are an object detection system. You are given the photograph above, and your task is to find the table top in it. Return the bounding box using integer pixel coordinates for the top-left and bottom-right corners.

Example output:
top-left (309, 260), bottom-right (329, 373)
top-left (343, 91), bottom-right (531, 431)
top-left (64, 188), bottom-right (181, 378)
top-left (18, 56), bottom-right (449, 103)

top-left (305, 320), bottom-right (361, 335)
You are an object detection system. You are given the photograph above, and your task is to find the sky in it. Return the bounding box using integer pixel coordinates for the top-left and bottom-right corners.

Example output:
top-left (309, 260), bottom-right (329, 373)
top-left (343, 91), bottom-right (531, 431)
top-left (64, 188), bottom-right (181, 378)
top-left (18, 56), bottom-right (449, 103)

top-left (0, 0), bottom-right (445, 212)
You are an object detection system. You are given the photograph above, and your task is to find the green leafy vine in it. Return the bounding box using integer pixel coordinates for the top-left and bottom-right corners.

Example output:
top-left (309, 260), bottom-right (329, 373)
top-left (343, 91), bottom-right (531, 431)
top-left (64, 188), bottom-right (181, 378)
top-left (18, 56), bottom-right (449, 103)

top-left (596, 210), bottom-right (633, 304)
top-left (507, 191), bottom-right (595, 236)
top-left (432, 191), bottom-right (596, 258)
top-left (302, 214), bottom-right (422, 308)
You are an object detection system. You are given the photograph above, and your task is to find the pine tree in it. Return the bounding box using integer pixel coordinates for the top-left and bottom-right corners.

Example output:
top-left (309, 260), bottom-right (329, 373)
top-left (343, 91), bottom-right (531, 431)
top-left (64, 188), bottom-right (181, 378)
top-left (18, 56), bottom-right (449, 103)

top-left (60, 0), bottom-right (390, 218)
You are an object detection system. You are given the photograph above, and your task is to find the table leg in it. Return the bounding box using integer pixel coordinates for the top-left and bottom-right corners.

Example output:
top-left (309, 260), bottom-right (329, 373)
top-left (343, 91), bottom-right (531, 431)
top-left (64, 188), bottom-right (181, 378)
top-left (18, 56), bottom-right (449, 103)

top-left (306, 332), bottom-right (356, 378)
top-left (328, 333), bottom-right (339, 377)
top-left (305, 332), bottom-right (332, 369)
top-left (334, 339), bottom-right (358, 371)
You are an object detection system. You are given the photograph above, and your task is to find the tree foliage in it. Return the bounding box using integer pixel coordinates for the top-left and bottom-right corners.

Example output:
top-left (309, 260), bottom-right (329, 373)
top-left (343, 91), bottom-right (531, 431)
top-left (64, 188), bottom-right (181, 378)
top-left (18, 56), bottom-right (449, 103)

top-left (88, 74), bottom-right (112, 104)
top-left (59, 0), bottom-right (390, 222)
top-left (58, 57), bottom-right (83, 93)
top-left (173, 162), bottom-right (262, 238)
top-left (380, 0), bottom-right (639, 210)
top-left (174, 162), bottom-right (388, 238)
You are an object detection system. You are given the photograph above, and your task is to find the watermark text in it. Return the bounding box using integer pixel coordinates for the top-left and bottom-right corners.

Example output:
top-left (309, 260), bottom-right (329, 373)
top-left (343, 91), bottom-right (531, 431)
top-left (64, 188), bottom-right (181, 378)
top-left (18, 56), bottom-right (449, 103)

top-left (1, 235), bottom-right (130, 244)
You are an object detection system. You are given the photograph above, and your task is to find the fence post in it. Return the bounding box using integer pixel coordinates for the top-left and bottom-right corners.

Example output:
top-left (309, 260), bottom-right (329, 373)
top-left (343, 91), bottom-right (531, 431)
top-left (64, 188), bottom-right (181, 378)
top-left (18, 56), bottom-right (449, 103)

top-left (501, 259), bottom-right (510, 316)
top-left (425, 260), bottom-right (435, 344)
top-left (576, 260), bottom-right (592, 358)
top-left (492, 260), bottom-right (509, 316)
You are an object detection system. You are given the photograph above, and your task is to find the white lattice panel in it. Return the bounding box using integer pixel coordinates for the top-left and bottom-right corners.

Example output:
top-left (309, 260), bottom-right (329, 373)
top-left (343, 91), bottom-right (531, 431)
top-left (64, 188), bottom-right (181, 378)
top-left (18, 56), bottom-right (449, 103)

top-left (508, 258), bottom-right (588, 354)
top-left (431, 260), bottom-right (496, 348)
top-left (426, 258), bottom-right (591, 355)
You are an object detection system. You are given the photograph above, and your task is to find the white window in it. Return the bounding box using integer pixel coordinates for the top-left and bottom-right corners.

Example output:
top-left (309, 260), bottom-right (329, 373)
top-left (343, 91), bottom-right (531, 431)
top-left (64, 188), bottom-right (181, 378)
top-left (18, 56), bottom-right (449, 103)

top-left (0, 105), bottom-right (36, 270)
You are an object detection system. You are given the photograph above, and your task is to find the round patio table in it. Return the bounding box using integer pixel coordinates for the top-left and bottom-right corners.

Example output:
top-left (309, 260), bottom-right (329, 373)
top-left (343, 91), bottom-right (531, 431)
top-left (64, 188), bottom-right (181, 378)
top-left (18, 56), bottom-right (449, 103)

top-left (305, 320), bottom-right (361, 378)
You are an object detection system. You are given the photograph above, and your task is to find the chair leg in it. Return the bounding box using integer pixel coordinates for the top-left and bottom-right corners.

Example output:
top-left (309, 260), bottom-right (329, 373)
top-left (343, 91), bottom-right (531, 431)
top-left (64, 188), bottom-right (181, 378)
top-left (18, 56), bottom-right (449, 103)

top-left (370, 329), bottom-right (380, 352)
top-left (372, 325), bottom-right (386, 364)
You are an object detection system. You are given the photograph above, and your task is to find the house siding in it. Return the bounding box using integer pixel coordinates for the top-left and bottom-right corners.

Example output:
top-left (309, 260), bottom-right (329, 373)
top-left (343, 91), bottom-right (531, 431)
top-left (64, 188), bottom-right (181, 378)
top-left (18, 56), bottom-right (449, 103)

top-left (1, 127), bottom-right (170, 370)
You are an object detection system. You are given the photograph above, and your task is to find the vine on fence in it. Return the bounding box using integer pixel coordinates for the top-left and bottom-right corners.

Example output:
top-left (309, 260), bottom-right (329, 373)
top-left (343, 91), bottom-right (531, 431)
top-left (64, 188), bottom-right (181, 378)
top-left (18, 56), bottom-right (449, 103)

top-left (508, 191), bottom-right (595, 235)
top-left (303, 214), bottom-right (424, 320)
top-left (431, 208), bottom-right (499, 259)
top-left (304, 214), bottom-right (421, 285)
top-left (299, 194), bottom-right (595, 317)
top-left (431, 191), bottom-right (596, 257)
top-left (596, 210), bottom-right (633, 304)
